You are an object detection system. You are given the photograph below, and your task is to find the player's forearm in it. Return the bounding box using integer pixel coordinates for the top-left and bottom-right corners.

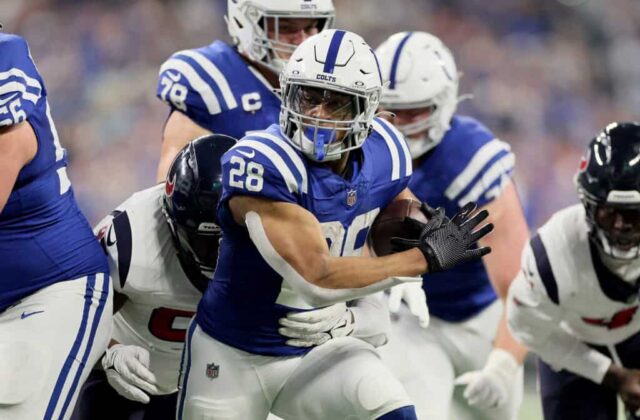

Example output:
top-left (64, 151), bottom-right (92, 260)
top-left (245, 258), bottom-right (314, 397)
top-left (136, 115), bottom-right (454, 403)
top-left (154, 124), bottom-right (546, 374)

top-left (315, 248), bottom-right (427, 289)
top-left (0, 123), bottom-right (36, 214)
top-left (493, 309), bottom-right (528, 364)
top-left (0, 160), bottom-right (20, 213)
top-left (156, 111), bottom-right (211, 182)
top-left (507, 290), bottom-right (611, 383)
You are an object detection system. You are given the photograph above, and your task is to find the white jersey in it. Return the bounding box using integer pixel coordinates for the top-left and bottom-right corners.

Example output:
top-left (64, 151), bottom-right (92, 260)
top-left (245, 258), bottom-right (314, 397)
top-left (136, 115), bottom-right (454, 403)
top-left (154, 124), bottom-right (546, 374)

top-left (508, 204), bottom-right (640, 383)
top-left (94, 184), bottom-right (202, 394)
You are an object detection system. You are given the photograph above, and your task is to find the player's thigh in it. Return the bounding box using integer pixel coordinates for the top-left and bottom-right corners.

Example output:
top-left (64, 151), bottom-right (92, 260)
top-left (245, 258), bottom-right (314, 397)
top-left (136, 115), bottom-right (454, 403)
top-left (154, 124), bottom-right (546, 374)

top-left (176, 322), bottom-right (271, 420)
top-left (445, 301), bottom-right (523, 420)
top-left (379, 307), bottom-right (455, 420)
top-left (446, 301), bottom-right (502, 372)
top-left (0, 274), bottom-right (112, 420)
top-left (538, 357), bottom-right (616, 420)
top-left (272, 337), bottom-right (412, 420)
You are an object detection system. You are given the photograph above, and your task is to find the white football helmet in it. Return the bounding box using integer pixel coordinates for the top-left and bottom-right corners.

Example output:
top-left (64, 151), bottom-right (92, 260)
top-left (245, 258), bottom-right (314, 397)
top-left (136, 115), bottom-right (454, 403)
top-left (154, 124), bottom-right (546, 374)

top-left (279, 29), bottom-right (382, 162)
top-left (226, 0), bottom-right (335, 73)
top-left (375, 31), bottom-right (460, 158)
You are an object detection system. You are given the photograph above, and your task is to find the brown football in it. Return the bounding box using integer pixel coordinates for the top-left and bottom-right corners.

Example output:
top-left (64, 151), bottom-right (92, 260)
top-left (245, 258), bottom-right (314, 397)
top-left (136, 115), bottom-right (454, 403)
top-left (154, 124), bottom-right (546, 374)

top-left (368, 199), bottom-right (428, 256)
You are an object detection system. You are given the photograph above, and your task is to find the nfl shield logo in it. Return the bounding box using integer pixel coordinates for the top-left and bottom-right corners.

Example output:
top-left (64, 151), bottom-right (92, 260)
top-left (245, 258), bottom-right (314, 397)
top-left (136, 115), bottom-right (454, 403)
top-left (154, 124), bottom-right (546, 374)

top-left (206, 363), bottom-right (219, 379)
top-left (346, 189), bottom-right (357, 207)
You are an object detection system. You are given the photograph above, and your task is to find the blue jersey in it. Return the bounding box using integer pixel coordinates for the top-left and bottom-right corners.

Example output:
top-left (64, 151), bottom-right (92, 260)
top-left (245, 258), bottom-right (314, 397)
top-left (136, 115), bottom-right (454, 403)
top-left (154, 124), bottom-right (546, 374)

top-left (196, 119), bottom-right (412, 356)
top-left (156, 40), bottom-right (281, 139)
top-left (411, 115), bottom-right (514, 321)
top-left (0, 34), bottom-right (107, 311)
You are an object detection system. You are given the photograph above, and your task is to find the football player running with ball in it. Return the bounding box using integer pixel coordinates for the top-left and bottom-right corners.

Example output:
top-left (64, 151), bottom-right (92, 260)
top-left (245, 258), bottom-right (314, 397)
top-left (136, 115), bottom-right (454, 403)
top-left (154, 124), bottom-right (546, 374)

top-left (373, 31), bottom-right (529, 420)
top-left (508, 122), bottom-right (640, 420)
top-left (177, 30), bottom-right (493, 420)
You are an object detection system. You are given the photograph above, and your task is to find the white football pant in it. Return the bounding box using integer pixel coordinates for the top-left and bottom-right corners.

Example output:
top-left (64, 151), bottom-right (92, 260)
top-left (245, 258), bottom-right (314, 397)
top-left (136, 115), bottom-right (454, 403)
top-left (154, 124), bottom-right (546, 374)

top-left (379, 300), bottom-right (523, 420)
top-left (177, 322), bottom-right (413, 420)
top-left (0, 274), bottom-right (112, 420)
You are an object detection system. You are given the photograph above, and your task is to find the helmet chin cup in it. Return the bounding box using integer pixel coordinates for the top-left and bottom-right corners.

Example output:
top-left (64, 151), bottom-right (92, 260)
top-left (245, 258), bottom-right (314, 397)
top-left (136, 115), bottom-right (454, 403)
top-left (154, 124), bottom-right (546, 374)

top-left (306, 126), bottom-right (336, 161)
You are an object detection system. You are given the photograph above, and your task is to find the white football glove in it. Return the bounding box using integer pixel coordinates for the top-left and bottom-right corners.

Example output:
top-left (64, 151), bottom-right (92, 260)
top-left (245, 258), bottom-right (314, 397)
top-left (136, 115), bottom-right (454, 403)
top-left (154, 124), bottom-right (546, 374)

top-left (454, 348), bottom-right (519, 409)
top-left (278, 303), bottom-right (355, 347)
top-left (102, 344), bottom-right (159, 404)
top-left (388, 280), bottom-right (429, 328)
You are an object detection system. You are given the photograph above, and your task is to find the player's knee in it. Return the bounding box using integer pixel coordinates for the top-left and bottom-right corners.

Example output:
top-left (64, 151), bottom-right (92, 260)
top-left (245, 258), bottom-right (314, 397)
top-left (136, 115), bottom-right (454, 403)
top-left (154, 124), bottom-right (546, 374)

top-left (182, 396), bottom-right (244, 420)
top-left (0, 341), bottom-right (47, 404)
top-left (354, 368), bottom-right (411, 415)
top-left (376, 405), bottom-right (418, 420)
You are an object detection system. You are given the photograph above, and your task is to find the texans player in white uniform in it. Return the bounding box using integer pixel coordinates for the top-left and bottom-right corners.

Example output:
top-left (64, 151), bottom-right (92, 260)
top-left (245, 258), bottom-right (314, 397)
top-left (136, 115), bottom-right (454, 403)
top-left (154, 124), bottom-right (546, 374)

top-left (71, 135), bottom-right (235, 419)
top-left (371, 32), bottom-right (529, 420)
top-left (177, 30), bottom-right (494, 420)
top-left (0, 32), bottom-right (112, 419)
top-left (508, 122), bottom-right (640, 420)
top-left (155, 0), bottom-right (336, 182)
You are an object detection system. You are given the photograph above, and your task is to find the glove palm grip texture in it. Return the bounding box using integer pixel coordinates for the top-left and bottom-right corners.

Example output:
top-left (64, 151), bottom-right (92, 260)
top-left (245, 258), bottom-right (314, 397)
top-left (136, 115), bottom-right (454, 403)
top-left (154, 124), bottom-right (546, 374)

top-left (392, 202), bottom-right (493, 272)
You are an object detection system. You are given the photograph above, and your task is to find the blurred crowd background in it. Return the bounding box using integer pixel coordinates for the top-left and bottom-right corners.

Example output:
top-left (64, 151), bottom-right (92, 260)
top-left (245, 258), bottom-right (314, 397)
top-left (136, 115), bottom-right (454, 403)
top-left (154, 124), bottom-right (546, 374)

top-left (4, 0), bottom-right (640, 417)
top-left (4, 0), bottom-right (639, 228)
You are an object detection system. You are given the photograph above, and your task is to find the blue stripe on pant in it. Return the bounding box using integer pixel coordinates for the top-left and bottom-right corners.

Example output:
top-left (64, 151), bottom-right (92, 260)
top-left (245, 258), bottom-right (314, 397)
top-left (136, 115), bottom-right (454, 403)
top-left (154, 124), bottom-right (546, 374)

top-left (177, 319), bottom-right (197, 420)
top-left (44, 274), bottom-right (109, 420)
top-left (60, 274), bottom-right (110, 417)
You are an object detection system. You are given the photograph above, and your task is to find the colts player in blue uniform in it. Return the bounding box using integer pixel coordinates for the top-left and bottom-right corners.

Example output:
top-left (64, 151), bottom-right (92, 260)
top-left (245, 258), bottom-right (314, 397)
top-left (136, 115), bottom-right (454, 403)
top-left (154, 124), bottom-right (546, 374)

top-left (374, 32), bottom-right (530, 420)
top-left (0, 33), bottom-right (111, 419)
top-left (177, 30), bottom-right (494, 420)
top-left (155, 0), bottom-right (336, 182)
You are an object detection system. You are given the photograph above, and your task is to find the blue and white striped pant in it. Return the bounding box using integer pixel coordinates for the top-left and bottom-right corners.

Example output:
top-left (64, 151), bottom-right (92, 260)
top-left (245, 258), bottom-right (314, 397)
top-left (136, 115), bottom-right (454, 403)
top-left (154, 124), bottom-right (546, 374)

top-left (0, 274), bottom-right (112, 420)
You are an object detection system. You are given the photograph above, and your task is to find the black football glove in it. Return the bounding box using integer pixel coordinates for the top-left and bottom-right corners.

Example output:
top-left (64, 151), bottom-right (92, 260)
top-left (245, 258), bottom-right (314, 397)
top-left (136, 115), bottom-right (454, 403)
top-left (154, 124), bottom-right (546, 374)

top-left (400, 203), bottom-right (448, 239)
top-left (391, 202), bottom-right (494, 273)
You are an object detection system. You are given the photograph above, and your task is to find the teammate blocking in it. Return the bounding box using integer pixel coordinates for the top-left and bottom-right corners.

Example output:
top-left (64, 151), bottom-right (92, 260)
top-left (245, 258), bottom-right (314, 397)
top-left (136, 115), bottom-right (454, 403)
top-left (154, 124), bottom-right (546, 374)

top-left (177, 29), bottom-right (493, 420)
top-left (155, 0), bottom-right (336, 182)
top-left (0, 33), bottom-right (112, 420)
top-left (373, 31), bottom-right (529, 420)
top-left (508, 122), bottom-right (640, 420)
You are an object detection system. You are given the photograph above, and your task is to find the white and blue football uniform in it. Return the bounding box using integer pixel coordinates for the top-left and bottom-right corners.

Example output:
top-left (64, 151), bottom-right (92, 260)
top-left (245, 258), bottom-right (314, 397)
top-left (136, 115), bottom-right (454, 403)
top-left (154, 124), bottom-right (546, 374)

top-left (0, 34), bottom-right (112, 420)
top-left (179, 120), bottom-right (415, 419)
top-left (197, 119), bottom-right (412, 356)
top-left (509, 204), bottom-right (640, 420)
top-left (411, 115), bottom-right (514, 320)
top-left (380, 115), bottom-right (520, 420)
top-left (157, 41), bottom-right (281, 138)
top-left (72, 185), bottom-right (203, 420)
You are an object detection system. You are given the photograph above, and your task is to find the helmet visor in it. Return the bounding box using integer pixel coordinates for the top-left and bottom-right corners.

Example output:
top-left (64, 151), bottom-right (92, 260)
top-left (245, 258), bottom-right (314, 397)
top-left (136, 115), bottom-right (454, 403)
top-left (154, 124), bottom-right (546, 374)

top-left (291, 85), bottom-right (360, 124)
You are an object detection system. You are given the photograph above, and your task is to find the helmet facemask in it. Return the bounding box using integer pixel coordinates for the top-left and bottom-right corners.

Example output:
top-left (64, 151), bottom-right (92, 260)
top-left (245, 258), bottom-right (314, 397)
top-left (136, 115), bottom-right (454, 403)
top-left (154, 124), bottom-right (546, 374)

top-left (162, 196), bottom-right (221, 276)
top-left (579, 190), bottom-right (640, 260)
top-left (173, 223), bottom-right (221, 275)
top-left (281, 81), bottom-right (377, 161)
top-left (232, 3), bottom-right (335, 73)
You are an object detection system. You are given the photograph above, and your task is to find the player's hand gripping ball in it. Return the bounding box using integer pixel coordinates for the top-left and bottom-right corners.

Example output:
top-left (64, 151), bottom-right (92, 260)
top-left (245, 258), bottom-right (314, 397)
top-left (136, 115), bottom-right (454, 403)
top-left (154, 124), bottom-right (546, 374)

top-left (368, 199), bottom-right (434, 256)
